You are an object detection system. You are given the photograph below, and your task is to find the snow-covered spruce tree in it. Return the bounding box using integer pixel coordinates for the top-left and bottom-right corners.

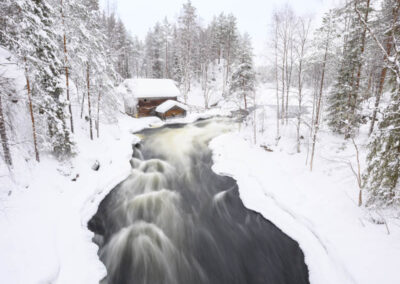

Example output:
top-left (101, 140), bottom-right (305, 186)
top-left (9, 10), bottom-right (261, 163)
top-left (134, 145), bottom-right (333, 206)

top-left (168, 25), bottom-right (182, 83)
top-left (0, 0), bottom-right (74, 158)
top-left (220, 14), bottom-right (239, 95)
top-left (326, 0), bottom-right (370, 138)
top-left (363, 0), bottom-right (400, 207)
top-left (207, 16), bottom-right (222, 63)
top-left (177, 0), bottom-right (199, 102)
top-left (229, 33), bottom-right (256, 110)
top-left (151, 23), bottom-right (164, 79)
top-left (369, 0), bottom-right (400, 135)
top-left (364, 79), bottom-right (400, 207)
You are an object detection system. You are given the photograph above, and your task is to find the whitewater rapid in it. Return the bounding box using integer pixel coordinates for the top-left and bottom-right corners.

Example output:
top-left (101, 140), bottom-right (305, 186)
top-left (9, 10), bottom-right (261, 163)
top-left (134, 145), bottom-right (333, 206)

top-left (88, 118), bottom-right (309, 284)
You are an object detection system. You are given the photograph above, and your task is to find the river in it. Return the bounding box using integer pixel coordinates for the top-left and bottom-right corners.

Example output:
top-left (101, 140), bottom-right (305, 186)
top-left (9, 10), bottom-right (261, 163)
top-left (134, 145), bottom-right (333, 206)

top-left (88, 117), bottom-right (309, 284)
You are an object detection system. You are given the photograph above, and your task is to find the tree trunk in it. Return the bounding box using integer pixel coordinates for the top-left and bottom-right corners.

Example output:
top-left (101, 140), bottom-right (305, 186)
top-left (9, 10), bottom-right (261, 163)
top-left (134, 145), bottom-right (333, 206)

top-left (297, 59), bottom-right (303, 153)
top-left (285, 34), bottom-right (293, 125)
top-left (368, 1), bottom-right (400, 135)
top-left (310, 27), bottom-right (330, 171)
top-left (165, 39), bottom-right (169, 78)
top-left (24, 57), bottom-right (40, 162)
top-left (281, 37), bottom-right (286, 123)
top-left (96, 89), bottom-right (101, 138)
top-left (345, 0), bottom-right (370, 138)
top-left (203, 64), bottom-right (209, 109)
top-left (296, 18), bottom-right (310, 154)
top-left (0, 95), bottom-right (12, 166)
top-left (275, 23), bottom-right (280, 144)
top-left (225, 34), bottom-right (231, 94)
top-left (87, 62), bottom-right (93, 140)
top-left (306, 69), bottom-right (319, 165)
top-left (253, 93), bottom-right (257, 144)
top-left (367, 69), bottom-right (373, 97)
top-left (61, 0), bottom-right (74, 133)
top-left (80, 83), bottom-right (85, 119)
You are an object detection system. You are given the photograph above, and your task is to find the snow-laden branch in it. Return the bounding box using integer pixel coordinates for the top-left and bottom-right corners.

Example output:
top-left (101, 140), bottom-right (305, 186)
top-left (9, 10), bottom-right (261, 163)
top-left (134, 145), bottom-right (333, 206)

top-left (354, 4), bottom-right (390, 61)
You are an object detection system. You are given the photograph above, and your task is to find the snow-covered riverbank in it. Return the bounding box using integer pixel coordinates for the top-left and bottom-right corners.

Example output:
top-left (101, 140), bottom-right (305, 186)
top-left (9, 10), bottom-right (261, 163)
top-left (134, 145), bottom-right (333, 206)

top-left (0, 108), bottom-right (231, 283)
top-left (210, 131), bottom-right (400, 284)
top-left (1, 81), bottom-right (399, 284)
top-left (0, 115), bottom-right (161, 283)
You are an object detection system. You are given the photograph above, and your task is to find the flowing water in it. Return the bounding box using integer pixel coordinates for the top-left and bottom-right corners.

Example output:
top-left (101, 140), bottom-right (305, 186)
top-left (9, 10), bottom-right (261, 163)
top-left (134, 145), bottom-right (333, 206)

top-left (88, 117), bottom-right (309, 284)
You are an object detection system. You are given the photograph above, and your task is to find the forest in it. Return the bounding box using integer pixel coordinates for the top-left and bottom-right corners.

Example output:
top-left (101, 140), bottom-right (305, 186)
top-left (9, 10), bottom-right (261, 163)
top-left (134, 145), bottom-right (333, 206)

top-left (0, 0), bottom-right (400, 283)
top-left (1, 0), bottom-right (399, 207)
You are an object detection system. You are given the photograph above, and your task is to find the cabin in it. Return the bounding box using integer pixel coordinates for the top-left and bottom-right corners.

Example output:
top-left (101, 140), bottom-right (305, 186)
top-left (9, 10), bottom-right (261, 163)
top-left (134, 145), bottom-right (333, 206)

top-left (155, 100), bottom-right (188, 120)
top-left (118, 78), bottom-right (183, 117)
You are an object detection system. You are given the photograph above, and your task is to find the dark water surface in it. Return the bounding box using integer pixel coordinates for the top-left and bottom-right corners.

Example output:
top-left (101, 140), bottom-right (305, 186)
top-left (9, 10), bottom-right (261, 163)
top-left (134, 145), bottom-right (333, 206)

top-left (88, 118), bottom-right (309, 284)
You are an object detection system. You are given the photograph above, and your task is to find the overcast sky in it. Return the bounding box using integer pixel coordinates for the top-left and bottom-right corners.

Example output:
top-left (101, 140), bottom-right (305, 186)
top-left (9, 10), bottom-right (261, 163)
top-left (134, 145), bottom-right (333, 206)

top-left (101, 0), bottom-right (340, 61)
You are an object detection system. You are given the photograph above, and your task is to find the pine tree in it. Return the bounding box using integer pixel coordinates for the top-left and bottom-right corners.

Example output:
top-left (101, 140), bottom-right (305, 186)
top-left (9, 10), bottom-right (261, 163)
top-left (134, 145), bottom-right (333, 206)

top-left (369, 0), bottom-right (400, 135)
top-left (0, 0), bottom-right (74, 158)
top-left (364, 81), bottom-right (400, 207)
top-left (326, 0), bottom-right (370, 137)
top-left (362, 0), bottom-right (400, 207)
top-left (60, 0), bottom-right (74, 134)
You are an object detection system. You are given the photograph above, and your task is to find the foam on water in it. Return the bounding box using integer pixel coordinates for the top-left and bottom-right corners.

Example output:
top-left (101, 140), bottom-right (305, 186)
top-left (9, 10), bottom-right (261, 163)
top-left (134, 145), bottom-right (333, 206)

top-left (89, 117), bottom-right (309, 284)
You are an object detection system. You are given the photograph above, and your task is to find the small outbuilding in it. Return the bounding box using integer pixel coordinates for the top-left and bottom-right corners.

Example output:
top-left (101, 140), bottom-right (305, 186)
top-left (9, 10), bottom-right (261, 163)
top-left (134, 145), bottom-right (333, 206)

top-left (155, 100), bottom-right (188, 120)
top-left (119, 78), bottom-right (182, 117)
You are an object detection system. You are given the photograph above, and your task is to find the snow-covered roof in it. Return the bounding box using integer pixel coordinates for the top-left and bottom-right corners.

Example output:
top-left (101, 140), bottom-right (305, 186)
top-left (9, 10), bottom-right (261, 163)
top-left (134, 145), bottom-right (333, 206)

top-left (123, 79), bottom-right (180, 99)
top-left (155, 100), bottom-right (188, 113)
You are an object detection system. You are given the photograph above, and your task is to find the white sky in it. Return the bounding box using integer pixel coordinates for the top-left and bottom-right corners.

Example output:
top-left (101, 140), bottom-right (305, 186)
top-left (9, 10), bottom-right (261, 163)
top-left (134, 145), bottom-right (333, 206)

top-left (101, 0), bottom-right (340, 61)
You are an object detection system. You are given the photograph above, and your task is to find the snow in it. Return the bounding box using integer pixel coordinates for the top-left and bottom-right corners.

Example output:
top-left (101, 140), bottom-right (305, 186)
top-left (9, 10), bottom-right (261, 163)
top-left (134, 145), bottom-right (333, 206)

top-left (209, 83), bottom-right (400, 284)
top-left (0, 50), bottom-right (165, 283)
top-left (0, 57), bottom-right (227, 283)
top-left (2, 45), bottom-right (399, 284)
top-left (155, 99), bottom-right (188, 113)
top-left (0, 114), bottom-right (162, 284)
top-left (121, 78), bottom-right (181, 99)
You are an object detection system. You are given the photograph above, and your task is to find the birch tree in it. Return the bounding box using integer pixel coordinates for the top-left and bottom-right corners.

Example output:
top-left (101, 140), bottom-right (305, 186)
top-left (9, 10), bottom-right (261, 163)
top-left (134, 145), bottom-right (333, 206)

top-left (272, 11), bottom-right (281, 143)
top-left (87, 62), bottom-right (93, 140)
top-left (295, 16), bottom-right (312, 153)
top-left (310, 12), bottom-right (334, 171)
